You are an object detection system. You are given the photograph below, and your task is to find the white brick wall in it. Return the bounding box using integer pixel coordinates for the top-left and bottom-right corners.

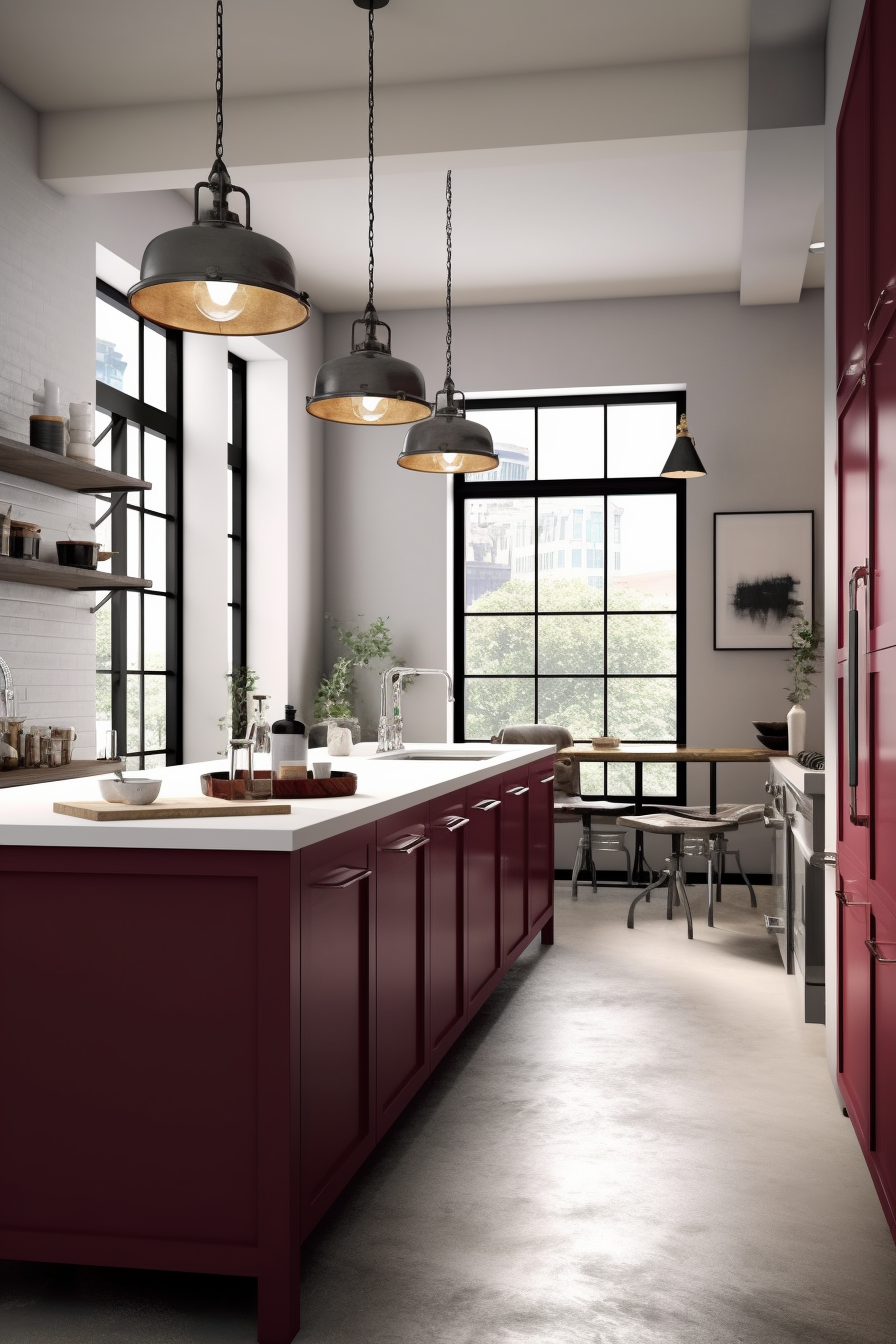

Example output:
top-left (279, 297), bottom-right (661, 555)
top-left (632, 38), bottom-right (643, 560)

top-left (0, 79), bottom-right (98, 755)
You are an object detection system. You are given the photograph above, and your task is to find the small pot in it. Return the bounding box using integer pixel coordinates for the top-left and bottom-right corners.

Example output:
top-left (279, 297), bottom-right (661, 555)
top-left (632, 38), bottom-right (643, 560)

top-left (57, 540), bottom-right (100, 569)
top-left (10, 521), bottom-right (41, 560)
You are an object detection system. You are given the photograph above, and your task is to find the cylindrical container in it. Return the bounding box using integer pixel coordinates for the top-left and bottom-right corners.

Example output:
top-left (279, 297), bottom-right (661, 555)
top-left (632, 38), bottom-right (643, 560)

top-left (40, 732), bottom-right (52, 767)
top-left (271, 705), bottom-right (307, 777)
top-left (30, 415), bottom-right (66, 455)
top-left (25, 729), bottom-right (43, 768)
top-left (57, 540), bottom-right (100, 569)
top-left (9, 521), bottom-right (41, 560)
top-left (0, 717), bottom-right (27, 762)
top-left (52, 726), bottom-right (76, 764)
top-left (105, 729), bottom-right (118, 761)
top-left (49, 736), bottom-right (63, 768)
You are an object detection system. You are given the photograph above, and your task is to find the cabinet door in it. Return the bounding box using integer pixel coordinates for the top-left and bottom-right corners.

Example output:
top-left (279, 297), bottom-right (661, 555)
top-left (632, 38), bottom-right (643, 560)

top-left (869, 325), bottom-right (896, 651)
top-left (528, 759), bottom-right (556, 931)
top-left (466, 778), bottom-right (503, 1012)
top-left (429, 793), bottom-right (468, 1066)
top-left (839, 890), bottom-right (873, 1148)
top-left (501, 766), bottom-right (530, 962)
top-left (375, 807), bottom-right (430, 1138)
top-left (837, 15), bottom-right (870, 378)
top-left (300, 826), bottom-right (376, 1236)
top-left (870, 898), bottom-right (896, 1229)
top-left (871, 0), bottom-right (896, 313)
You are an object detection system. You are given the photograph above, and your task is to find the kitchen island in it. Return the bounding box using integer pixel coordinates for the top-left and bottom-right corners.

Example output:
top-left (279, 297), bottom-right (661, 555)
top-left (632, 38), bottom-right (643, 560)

top-left (0, 743), bottom-right (555, 1344)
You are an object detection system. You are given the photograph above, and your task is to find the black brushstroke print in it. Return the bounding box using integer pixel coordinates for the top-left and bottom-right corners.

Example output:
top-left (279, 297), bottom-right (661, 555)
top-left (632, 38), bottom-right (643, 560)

top-left (731, 574), bottom-right (802, 625)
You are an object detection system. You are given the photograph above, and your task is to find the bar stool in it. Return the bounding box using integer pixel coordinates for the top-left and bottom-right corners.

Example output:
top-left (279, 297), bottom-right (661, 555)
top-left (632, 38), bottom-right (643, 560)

top-left (554, 797), bottom-right (634, 898)
top-left (658, 802), bottom-right (763, 907)
top-left (618, 813), bottom-right (740, 938)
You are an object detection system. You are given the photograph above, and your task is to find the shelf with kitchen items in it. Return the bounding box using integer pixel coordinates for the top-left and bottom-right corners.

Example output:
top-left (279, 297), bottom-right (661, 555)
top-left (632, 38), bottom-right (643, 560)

top-left (0, 430), bottom-right (152, 595)
top-left (0, 758), bottom-right (123, 790)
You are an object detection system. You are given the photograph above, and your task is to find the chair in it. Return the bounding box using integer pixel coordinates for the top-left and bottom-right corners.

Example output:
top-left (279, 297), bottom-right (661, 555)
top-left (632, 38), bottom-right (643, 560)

top-left (656, 802), bottom-right (763, 908)
top-left (618, 813), bottom-right (740, 938)
top-left (495, 725), bottom-right (633, 899)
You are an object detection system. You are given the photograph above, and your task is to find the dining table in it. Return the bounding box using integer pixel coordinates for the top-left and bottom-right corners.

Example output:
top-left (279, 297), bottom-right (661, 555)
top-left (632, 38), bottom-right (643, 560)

top-left (557, 743), bottom-right (788, 885)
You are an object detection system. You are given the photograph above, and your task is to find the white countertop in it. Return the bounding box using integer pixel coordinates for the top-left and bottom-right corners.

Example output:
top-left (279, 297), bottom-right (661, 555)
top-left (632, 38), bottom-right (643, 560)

top-left (769, 755), bottom-right (825, 796)
top-left (0, 743), bottom-right (554, 852)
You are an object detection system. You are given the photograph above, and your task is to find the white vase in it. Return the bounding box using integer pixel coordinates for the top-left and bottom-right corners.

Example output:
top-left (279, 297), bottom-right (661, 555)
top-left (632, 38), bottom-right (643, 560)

top-left (787, 703), bottom-right (806, 757)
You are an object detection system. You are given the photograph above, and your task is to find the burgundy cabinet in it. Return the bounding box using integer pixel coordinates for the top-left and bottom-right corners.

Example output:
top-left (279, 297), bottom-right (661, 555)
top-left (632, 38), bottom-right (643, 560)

top-left (466, 777), bottom-right (503, 1012)
top-left (300, 827), bottom-right (376, 1236)
top-left (869, 326), bottom-right (896, 652)
top-left (375, 807), bottom-right (430, 1138)
top-left (429, 793), bottom-right (468, 1066)
top-left (527, 759), bottom-right (556, 933)
top-left (837, 13), bottom-right (870, 380)
top-left (838, 890), bottom-right (873, 1148)
top-left (870, 899), bottom-right (896, 1229)
top-left (501, 767), bottom-right (530, 962)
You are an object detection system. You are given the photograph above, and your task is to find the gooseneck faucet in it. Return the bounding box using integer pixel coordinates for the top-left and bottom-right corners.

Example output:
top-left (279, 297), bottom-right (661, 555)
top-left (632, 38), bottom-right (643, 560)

top-left (377, 667), bottom-right (454, 753)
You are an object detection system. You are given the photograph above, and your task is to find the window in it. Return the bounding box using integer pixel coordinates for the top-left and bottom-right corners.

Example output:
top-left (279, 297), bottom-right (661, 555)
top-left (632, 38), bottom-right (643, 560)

top-left (455, 393), bottom-right (686, 800)
top-left (228, 355), bottom-right (247, 671)
top-left (95, 280), bottom-right (181, 769)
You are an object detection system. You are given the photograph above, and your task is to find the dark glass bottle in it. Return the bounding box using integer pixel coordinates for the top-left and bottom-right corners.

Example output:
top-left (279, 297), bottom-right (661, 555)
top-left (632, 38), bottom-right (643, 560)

top-left (271, 704), bottom-right (307, 774)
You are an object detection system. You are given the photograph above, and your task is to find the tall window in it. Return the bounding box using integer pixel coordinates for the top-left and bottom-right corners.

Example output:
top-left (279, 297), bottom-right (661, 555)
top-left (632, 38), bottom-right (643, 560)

top-left (95, 281), bottom-right (181, 768)
top-left (227, 354), bottom-right (247, 672)
top-left (455, 393), bottom-right (686, 800)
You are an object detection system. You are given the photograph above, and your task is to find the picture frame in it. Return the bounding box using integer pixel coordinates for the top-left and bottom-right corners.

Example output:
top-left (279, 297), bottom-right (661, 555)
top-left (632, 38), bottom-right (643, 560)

top-left (713, 510), bottom-right (814, 650)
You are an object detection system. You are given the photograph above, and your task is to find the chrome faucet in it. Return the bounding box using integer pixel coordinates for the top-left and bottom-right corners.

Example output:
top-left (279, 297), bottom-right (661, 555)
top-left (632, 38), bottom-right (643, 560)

top-left (0, 656), bottom-right (16, 717)
top-left (377, 667), bottom-right (454, 753)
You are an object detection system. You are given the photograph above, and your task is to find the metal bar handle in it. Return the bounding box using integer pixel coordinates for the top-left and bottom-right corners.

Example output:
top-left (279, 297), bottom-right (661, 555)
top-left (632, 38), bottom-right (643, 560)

top-left (866, 939), bottom-right (896, 964)
top-left (848, 564), bottom-right (869, 827)
top-left (835, 889), bottom-right (870, 907)
top-left (541, 774), bottom-right (556, 785)
top-left (473, 798), bottom-right (501, 811)
top-left (439, 815), bottom-right (470, 832)
top-left (867, 287), bottom-right (892, 332)
top-left (379, 834), bottom-right (430, 854)
top-left (507, 785), bottom-right (529, 796)
top-left (312, 866), bottom-right (372, 889)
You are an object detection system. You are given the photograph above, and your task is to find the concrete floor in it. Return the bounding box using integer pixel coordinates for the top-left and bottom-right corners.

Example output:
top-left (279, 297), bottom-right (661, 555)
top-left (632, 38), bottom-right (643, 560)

top-left (3, 880), bottom-right (896, 1343)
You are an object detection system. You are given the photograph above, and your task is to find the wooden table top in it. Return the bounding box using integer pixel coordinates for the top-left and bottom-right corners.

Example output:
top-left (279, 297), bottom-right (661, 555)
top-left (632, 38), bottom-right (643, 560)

top-left (558, 745), bottom-right (788, 763)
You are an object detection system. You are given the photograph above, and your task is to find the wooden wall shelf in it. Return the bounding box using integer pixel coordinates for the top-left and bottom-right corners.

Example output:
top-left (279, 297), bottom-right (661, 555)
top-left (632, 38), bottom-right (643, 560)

top-left (0, 759), bottom-right (122, 790)
top-left (0, 433), bottom-right (149, 495)
top-left (0, 556), bottom-right (151, 592)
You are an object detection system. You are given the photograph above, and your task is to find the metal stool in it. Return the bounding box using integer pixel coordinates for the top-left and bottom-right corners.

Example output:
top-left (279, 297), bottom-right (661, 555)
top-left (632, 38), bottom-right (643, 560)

top-left (660, 803), bottom-right (762, 908)
top-left (555, 798), bottom-right (633, 898)
top-left (618, 814), bottom-right (740, 938)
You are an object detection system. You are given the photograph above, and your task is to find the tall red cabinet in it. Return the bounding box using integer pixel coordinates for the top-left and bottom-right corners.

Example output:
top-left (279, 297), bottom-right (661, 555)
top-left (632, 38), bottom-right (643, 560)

top-left (836, 0), bottom-right (896, 1240)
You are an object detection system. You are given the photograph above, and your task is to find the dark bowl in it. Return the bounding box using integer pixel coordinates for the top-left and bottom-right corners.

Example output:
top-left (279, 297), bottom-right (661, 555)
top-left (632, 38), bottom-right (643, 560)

top-left (56, 540), bottom-right (99, 569)
top-left (757, 733), bottom-right (789, 751)
top-left (753, 720), bottom-right (788, 735)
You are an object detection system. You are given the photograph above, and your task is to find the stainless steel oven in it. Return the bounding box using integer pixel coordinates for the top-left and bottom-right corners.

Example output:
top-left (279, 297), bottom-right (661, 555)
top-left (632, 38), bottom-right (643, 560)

top-left (764, 762), bottom-right (826, 1024)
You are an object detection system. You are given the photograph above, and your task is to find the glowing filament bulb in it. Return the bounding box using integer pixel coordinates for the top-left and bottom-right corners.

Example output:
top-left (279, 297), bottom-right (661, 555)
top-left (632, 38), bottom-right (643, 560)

top-left (351, 395), bottom-right (388, 423)
top-left (193, 280), bottom-right (249, 322)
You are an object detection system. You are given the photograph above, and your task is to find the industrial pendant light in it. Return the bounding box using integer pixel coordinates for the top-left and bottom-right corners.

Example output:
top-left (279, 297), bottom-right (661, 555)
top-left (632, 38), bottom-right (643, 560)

top-left (128, 1), bottom-right (310, 336)
top-left (306, 0), bottom-right (429, 425)
top-left (398, 172), bottom-right (498, 473)
top-left (661, 414), bottom-right (706, 478)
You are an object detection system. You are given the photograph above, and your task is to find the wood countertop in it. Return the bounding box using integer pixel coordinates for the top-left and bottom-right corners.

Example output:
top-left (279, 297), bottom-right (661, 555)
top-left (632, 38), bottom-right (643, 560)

top-left (559, 745), bottom-right (788, 763)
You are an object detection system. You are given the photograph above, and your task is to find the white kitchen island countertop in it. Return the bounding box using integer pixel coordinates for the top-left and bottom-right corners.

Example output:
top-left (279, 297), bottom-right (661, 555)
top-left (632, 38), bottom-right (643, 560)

top-left (0, 742), bottom-right (554, 852)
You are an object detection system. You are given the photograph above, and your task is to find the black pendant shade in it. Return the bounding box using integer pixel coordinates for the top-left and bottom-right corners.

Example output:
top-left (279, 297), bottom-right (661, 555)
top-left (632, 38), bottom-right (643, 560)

top-left (661, 414), bottom-right (706, 478)
top-left (129, 4), bottom-right (310, 336)
top-left (307, 304), bottom-right (429, 424)
top-left (398, 379), bottom-right (498, 473)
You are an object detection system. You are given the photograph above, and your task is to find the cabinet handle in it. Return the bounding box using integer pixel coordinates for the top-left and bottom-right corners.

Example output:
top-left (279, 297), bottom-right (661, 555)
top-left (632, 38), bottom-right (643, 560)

top-left (439, 815), bottom-right (470, 831)
top-left (379, 833), bottom-right (430, 854)
top-left (848, 564), bottom-right (870, 827)
top-left (835, 889), bottom-right (870, 907)
top-left (311, 866), bottom-right (372, 888)
top-left (507, 785), bottom-right (529, 796)
top-left (866, 939), bottom-right (896, 964)
top-left (541, 774), bottom-right (556, 785)
top-left (473, 798), bottom-right (501, 811)
top-left (810, 852), bottom-right (837, 869)
top-left (866, 288), bottom-right (892, 332)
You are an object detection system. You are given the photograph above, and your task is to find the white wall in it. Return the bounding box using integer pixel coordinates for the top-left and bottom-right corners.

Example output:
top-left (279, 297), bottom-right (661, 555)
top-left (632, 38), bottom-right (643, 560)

top-left (323, 290), bottom-right (824, 871)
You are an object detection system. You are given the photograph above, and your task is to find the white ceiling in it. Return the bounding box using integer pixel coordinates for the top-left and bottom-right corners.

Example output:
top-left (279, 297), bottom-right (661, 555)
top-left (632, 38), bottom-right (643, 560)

top-left (0, 0), bottom-right (751, 110)
top-left (0, 0), bottom-right (825, 311)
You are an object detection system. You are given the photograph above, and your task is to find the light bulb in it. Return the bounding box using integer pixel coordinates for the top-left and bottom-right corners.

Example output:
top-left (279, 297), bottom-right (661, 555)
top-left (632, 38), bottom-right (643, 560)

top-left (193, 280), bottom-right (249, 322)
top-left (441, 452), bottom-right (458, 466)
top-left (351, 395), bottom-right (388, 423)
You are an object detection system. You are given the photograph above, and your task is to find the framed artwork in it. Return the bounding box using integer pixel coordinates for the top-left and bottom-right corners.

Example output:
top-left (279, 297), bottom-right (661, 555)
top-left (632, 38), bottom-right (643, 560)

top-left (713, 511), bottom-right (814, 650)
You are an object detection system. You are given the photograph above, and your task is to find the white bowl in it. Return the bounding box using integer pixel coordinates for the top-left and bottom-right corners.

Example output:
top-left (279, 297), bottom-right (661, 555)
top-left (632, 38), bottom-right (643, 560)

top-left (99, 776), bottom-right (162, 805)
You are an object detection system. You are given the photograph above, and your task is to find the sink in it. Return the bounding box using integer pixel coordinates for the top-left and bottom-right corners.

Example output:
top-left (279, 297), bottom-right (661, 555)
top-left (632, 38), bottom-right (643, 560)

top-left (370, 750), bottom-right (499, 762)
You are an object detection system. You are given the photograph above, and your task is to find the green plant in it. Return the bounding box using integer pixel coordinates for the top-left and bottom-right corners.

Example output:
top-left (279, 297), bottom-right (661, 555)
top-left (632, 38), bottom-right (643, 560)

top-left (218, 666), bottom-right (259, 742)
top-left (786, 617), bottom-right (823, 705)
top-left (313, 615), bottom-right (402, 723)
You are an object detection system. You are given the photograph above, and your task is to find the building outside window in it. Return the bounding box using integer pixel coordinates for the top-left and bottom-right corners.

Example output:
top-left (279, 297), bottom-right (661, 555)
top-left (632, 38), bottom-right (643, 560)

top-left (94, 281), bottom-right (181, 768)
top-left (454, 395), bottom-right (686, 800)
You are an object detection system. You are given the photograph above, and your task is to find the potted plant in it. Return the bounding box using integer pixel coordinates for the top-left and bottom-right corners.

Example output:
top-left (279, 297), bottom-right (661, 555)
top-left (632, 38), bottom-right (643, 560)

top-left (313, 615), bottom-right (405, 743)
top-left (785, 617), bottom-right (823, 756)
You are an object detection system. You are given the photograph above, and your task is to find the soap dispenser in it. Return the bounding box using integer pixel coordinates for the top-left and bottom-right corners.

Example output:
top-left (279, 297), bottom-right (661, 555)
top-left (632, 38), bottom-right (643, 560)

top-left (271, 704), bottom-right (307, 777)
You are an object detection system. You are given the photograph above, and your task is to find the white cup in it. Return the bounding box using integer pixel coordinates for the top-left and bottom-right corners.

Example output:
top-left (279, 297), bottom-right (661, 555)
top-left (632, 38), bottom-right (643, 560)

top-left (314, 760), bottom-right (332, 779)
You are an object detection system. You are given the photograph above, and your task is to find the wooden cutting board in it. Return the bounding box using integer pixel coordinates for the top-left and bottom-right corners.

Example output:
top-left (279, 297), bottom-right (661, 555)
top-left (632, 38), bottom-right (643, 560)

top-left (54, 796), bottom-right (292, 822)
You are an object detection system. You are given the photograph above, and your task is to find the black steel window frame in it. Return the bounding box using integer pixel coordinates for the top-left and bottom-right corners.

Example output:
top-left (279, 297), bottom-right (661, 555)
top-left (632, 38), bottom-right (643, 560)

top-left (95, 278), bottom-right (183, 768)
top-left (228, 353), bottom-right (248, 671)
top-left (453, 389), bottom-right (687, 802)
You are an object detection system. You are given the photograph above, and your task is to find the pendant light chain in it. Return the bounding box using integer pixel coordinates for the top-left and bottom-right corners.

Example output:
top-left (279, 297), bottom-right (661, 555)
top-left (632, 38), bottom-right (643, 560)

top-left (215, 0), bottom-right (225, 163)
top-left (445, 170), bottom-right (452, 382)
top-left (367, 3), bottom-right (376, 309)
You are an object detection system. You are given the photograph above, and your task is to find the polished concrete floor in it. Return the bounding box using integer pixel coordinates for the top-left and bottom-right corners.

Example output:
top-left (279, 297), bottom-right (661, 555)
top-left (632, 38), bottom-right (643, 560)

top-left (3, 880), bottom-right (896, 1343)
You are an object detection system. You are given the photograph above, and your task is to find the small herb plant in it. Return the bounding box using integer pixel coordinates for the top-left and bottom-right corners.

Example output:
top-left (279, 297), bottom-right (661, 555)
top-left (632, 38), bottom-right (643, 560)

top-left (217, 666), bottom-right (259, 749)
top-left (313, 615), bottom-right (405, 723)
top-left (786, 617), bottom-right (823, 705)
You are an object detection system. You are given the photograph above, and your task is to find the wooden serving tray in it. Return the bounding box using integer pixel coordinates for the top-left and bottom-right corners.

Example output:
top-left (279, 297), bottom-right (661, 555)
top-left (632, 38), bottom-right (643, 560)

top-left (53, 796), bottom-right (292, 822)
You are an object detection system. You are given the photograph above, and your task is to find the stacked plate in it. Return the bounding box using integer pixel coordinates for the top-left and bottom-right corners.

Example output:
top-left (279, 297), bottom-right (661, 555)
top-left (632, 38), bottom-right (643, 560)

top-left (753, 720), bottom-right (788, 750)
